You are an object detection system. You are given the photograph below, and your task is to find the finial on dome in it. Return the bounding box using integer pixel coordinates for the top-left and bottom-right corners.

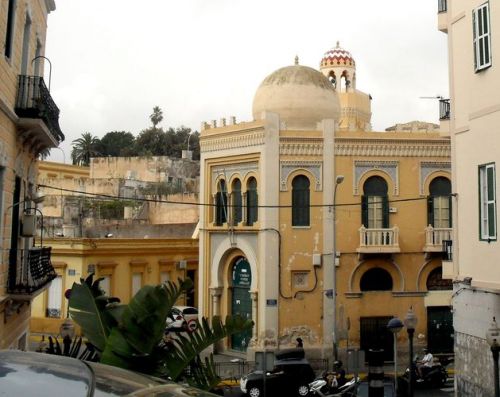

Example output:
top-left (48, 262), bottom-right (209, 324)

top-left (294, 55), bottom-right (299, 65)
top-left (336, 41), bottom-right (340, 48)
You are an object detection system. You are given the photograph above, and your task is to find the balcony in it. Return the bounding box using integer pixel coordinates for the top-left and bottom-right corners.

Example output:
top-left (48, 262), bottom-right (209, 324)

top-left (424, 225), bottom-right (453, 252)
top-left (357, 226), bottom-right (400, 254)
top-left (7, 247), bottom-right (57, 300)
top-left (439, 99), bottom-right (450, 120)
top-left (14, 75), bottom-right (65, 153)
top-left (437, 0), bottom-right (448, 32)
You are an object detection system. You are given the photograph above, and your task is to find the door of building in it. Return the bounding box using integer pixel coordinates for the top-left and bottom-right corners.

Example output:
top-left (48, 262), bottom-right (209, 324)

top-left (231, 257), bottom-right (252, 351)
top-left (360, 316), bottom-right (394, 362)
top-left (427, 306), bottom-right (454, 353)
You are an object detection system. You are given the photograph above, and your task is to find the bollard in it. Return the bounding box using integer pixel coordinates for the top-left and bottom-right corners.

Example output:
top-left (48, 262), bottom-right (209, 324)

top-left (367, 349), bottom-right (384, 397)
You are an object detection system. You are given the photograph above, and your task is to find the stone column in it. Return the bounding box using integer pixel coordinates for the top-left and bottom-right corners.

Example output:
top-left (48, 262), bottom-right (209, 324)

top-left (250, 291), bottom-right (258, 340)
top-left (210, 287), bottom-right (223, 317)
top-left (210, 287), bottom-right (224, 354)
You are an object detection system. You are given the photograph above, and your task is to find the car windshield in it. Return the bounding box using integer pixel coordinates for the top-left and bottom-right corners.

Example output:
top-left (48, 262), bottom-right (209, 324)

top-left (0, 350), bottom-right (92, 397)
top-left (87, 361), bottom-right (168, 396)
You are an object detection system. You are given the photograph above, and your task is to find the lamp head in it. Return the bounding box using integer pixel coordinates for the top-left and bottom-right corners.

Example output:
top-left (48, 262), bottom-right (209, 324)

top-left (335, 175), bottom-right (345, 185)
top-left (404, 306), bottom-right (418, 330)
top-left (31, 191), bottom-right (45, 204)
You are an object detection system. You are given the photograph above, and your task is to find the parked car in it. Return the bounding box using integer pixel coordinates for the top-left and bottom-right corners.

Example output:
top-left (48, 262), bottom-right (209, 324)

top-left (0, 350), bottom-right (217, 396)
top-left (166, 306), bottom-right (199, 332)
top-left (240, 349), bottom-right (315, 397)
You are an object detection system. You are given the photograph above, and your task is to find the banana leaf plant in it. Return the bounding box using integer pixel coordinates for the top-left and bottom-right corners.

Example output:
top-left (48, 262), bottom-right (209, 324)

top-left (68, 274), bottom-right (253, 390)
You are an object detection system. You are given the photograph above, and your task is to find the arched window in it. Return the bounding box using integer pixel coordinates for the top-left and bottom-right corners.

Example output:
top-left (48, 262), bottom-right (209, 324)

top-left (426, 267), bottom-right (452, 290)
top-left (360, 268), bottom-right (393, 291)
top-left (232, 179), bottom-right (242, 225)
top-left (428, 177), bottom-right (452, 228)
top-left (246, 177), bottom-right (258, 226)
top-left (292, 175), bottom-right (310, 226)
top-left (362, 176), bottom-right (389, 228)
top-left (328, 71), bottom-right (336, 88)
top-left (215, 179), bottom-right (227, 226)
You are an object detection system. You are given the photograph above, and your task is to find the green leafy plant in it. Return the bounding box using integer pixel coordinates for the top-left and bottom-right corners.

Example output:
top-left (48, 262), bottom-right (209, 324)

top-left (68, 274), bottom-right (253, 390)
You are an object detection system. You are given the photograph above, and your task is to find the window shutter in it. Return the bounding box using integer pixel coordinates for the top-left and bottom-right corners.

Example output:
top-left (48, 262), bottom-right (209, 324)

top-left (361, 195), bottom-right (368, 227)
top-left (427, 196), bottom-right (434, 226)
top-left (382, 196), bottom-right (389, 228)
top-left (448, 195), bottom-right (452, 228)
top-left (473, 8), bottom-right (478, 69)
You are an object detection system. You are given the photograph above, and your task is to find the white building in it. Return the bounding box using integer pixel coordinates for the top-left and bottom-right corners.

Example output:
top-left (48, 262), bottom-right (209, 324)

top-left (439, 0), bottom-right (500, 395)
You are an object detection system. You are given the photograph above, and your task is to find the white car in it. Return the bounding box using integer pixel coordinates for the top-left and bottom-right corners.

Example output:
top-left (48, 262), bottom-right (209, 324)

top-left (166, 306), bottom-right (198, 332)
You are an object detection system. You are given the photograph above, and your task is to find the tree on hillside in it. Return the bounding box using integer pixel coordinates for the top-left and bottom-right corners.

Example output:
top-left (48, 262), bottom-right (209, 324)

top-left (134, 127), bottom-right (171, 156)
top-left (150, 106), bottom-right (163, 128)
top-left (98, 131), bottom-right (136, 157)
top-left (71, 132), bottom-right (101, 166)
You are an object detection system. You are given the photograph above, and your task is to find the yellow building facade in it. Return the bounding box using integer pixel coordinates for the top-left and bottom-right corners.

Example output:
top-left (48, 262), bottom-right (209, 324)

top-left (199, 45), bottom-right (452, 360)
top-left (0, 0), bottom-right (63, 349)
top-left (31, 237), bottom-right (199, 335)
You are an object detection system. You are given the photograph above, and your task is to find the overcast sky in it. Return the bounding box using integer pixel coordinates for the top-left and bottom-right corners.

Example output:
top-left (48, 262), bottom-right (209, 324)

top-left (44, 0), bottom-right (448, 163)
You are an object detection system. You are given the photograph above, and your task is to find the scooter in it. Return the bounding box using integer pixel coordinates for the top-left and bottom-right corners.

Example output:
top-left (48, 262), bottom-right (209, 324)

top-left (400, 356), bottom-right (449, 389)
top-left (309, 374), bottom-right (359, 396)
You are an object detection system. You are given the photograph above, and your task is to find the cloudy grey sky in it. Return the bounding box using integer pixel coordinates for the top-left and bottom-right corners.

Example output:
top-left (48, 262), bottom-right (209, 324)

top-left (45, 0), bottom-right (448, 163)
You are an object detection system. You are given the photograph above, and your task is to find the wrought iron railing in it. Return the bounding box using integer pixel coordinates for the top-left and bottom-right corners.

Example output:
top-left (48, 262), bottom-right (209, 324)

top-left (439, 99), bottom-right (450, 120)
top-left (438, 0), bottom-right (447, 13)
top-left (8, 247), bottom-right (57, 295)
top-left (15, 75), bottom-right (65, 143)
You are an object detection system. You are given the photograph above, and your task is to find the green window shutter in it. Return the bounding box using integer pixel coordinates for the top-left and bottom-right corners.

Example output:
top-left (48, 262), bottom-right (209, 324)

top-left (427, 196), bottom-right (434, 227)
top-left (448, 195), bottom-right (453, 228)
top-left (361, 195), bottom-right (368, 227)
top-left (382, 196), bottom-right (389, 228)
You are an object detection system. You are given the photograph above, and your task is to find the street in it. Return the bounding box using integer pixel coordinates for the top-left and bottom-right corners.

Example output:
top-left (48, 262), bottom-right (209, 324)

top-left (222, 377), bottom-right (454, 397)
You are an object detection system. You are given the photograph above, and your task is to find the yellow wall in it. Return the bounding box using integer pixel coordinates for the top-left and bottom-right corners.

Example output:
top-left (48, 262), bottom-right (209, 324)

top-left (31, 237), bottom-right (199, 335)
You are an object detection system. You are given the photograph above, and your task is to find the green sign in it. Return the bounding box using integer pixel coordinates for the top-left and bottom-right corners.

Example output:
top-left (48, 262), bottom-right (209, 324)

top-left (232, 258), bottom-right (251, 287)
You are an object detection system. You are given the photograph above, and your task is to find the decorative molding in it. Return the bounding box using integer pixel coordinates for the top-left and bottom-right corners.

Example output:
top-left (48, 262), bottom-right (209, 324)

top-left (420, 161), bottom-right (451, 195)
top-left (279, 138), bottom-right (323, 156)
top-left (335, 140), bottom-right (450, 157)
top-left (354, 160), bottom-right (399, 195)
top-left (201, 131), bottom-right (265, 153)
top-left (211, 162), bottom-right (258, 187)
top-left (280, 161), bottom-right (322, 191)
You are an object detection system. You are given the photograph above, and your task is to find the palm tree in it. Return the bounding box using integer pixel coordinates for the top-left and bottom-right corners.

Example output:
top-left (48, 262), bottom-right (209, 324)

top-left (71, 132), bottom-right (101, 166)
top-left (68, 274), bottom-right (253, 391)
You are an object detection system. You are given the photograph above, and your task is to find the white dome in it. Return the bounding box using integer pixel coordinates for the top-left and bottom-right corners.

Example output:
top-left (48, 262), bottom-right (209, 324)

top-left (252, 64), bottom-right (340, 130)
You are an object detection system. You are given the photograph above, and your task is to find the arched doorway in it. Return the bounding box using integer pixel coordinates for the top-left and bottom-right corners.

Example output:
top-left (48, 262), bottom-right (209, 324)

top-left (231, 257), bottom-right (252, 351)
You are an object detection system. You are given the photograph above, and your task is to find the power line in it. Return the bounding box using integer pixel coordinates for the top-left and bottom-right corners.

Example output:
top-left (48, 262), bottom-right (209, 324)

top-left (38, 183), bottom-right (444, 209)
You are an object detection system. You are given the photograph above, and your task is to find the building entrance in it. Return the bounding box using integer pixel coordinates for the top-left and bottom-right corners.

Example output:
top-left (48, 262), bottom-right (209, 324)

top-left (360, 316), bottom-right (394, 362)
top-left (427, 306), bottom-right (453, 353)
top-left (231, 257), bottom-right (252, 351)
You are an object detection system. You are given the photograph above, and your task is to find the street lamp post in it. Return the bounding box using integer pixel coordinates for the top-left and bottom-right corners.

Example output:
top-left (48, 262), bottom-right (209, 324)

top-left (486, 317), bottom-right (500, 397)
top-left (404, 307), bottom-right (418, 397)
top-left (387, 317), bottom-right (404, 395)
top-left (332, 175), bottom-right (344, 362)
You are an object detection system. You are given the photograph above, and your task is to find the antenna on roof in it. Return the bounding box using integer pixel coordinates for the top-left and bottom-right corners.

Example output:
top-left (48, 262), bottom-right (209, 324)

top-left (419, 95), bottom-right (444, 100)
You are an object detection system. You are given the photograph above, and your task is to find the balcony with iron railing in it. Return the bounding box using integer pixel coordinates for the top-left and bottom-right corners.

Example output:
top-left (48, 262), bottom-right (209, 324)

top-left (437, 0), bottom-right (448, 32)
top-left (424, 225), bottom-right (453, 252)
top-left (357, 225), bottom-right (400, 254)
top-left (439, 99), bottom-right (450, 120)
top-left (14, 75), bottom-right (64, 152)
top-left (7, 247), bottom-right (57, 300)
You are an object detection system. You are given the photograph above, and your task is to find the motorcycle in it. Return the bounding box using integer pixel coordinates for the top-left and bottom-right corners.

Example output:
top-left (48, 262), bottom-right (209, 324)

top-left (399, 355), bottom-right (450, 389)
top-left (309, 373), bottom-right (359, 396)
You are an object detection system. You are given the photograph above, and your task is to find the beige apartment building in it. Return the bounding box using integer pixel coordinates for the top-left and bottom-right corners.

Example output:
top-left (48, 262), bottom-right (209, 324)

top-left (439, 0), bottom-right (500, 395)
top-left (199, 45), bottom-right (452, 360)
top-left (0, 0), bottom-right (63, 349)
